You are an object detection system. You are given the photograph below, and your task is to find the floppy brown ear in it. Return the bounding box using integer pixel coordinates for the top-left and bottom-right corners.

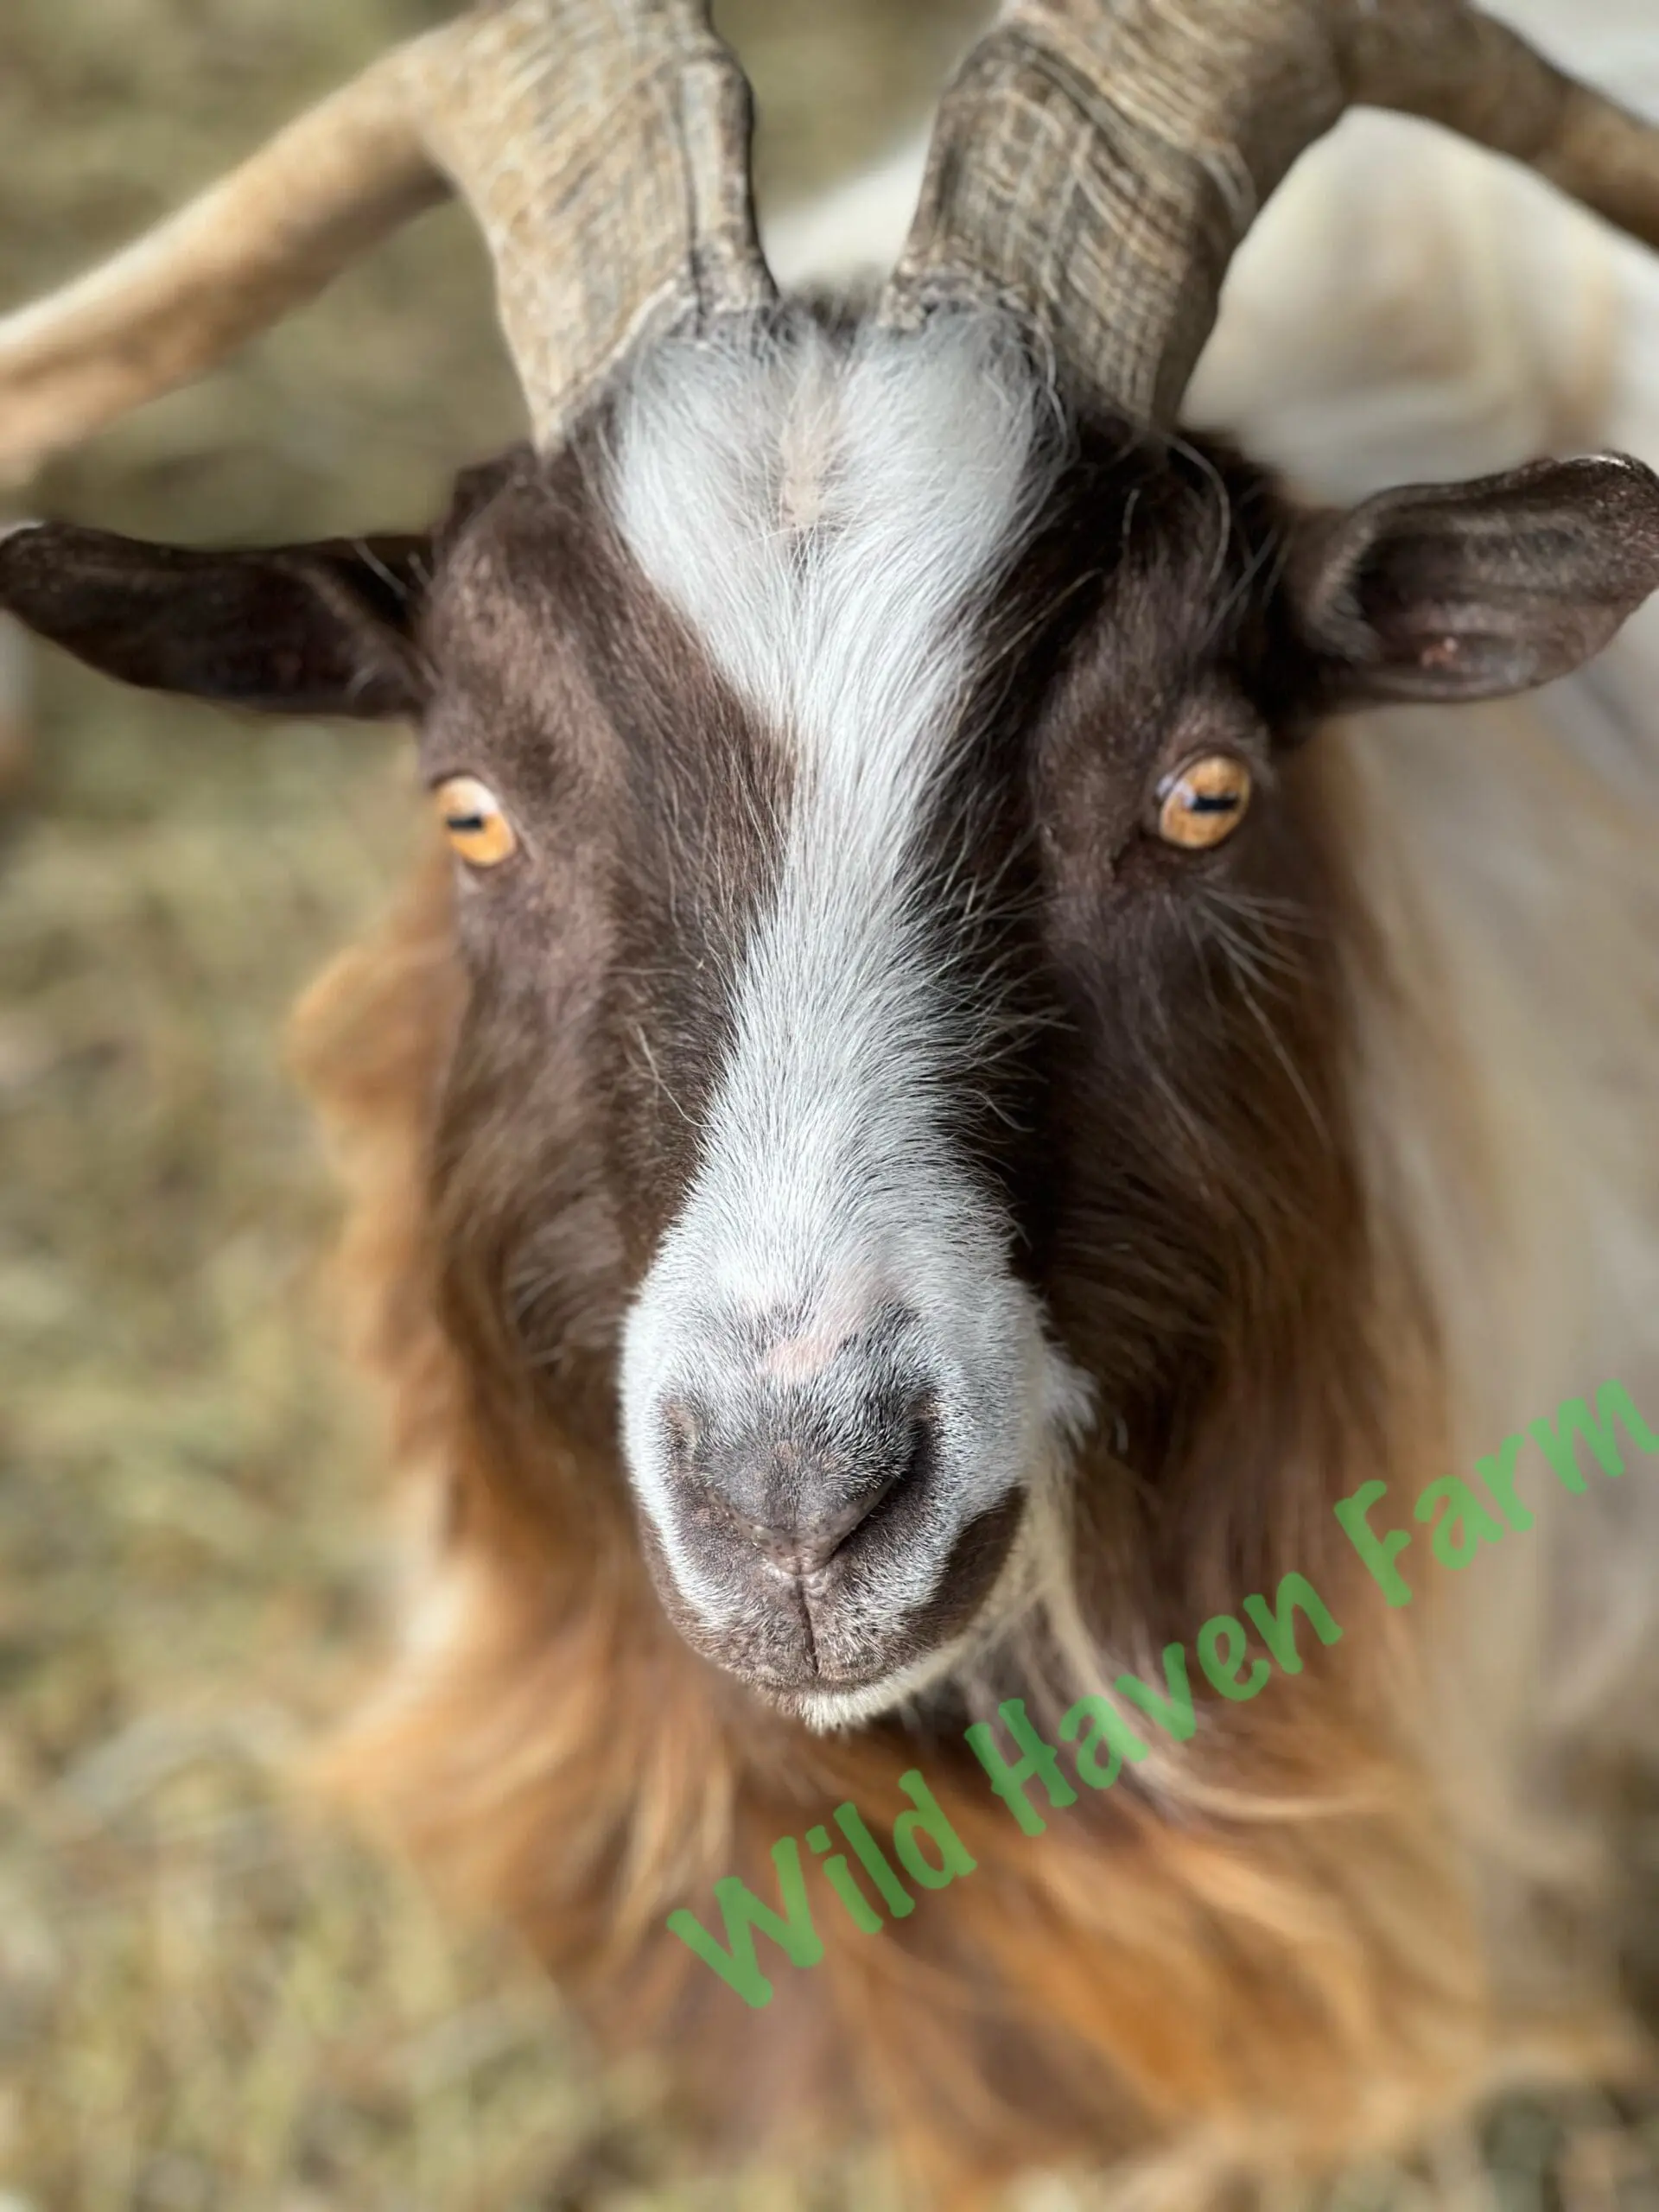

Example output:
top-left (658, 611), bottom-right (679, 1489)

top-left (1291, 454), bottom-right (1659, 708)
top-left (0, 522), bottom-right (433, 718)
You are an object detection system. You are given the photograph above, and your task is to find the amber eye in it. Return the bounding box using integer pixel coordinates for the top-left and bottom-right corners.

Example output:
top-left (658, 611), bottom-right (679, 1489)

top-left (1155, 754), bottom-right (1253, 849)
top-left (435, 775), bottom-right (517, 867)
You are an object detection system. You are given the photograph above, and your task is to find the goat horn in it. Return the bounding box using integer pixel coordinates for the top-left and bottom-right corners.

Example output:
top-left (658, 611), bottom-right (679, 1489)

top-left (0, 0), bottom-right (774, 483)
top-left (879, 0), bottom-right (1659, 428)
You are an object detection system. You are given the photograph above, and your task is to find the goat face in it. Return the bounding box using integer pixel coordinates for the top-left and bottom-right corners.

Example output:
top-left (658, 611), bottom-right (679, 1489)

top-left (4, 305), bottom-right (1656, 1722)
top-left (422, 311), bottom-right (1351, 1723)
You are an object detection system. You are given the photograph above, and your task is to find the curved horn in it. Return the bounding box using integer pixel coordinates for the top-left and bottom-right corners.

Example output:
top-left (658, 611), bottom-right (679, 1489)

top-left (0, 0), bottom-right (774, 483)
top-left (879, 0), bottom-right (1659, 428)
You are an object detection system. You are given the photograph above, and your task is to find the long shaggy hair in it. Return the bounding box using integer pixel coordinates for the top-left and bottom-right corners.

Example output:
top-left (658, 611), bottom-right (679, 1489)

top-left (289, 34), bottom-right (1659, 2209)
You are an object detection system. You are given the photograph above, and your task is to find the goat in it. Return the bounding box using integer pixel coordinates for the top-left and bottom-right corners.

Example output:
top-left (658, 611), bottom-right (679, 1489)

top-left (4, 1), bottom-right (1659, 2202)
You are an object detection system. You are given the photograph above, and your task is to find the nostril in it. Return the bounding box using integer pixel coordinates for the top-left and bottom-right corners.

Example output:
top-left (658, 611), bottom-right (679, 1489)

top-left (662, 1400), bottom-right (702, 1464)
top-left (902, 1399), bottom-right (937, 1482)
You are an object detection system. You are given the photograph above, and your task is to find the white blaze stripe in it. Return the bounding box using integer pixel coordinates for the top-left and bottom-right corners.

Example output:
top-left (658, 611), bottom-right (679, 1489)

top-left (611, 311), bottom-right (1087, 1641)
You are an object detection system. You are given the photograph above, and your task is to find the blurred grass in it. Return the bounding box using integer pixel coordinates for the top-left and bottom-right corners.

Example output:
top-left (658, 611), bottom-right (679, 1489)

top-left (6, 3), bottom-right (1659, 2209)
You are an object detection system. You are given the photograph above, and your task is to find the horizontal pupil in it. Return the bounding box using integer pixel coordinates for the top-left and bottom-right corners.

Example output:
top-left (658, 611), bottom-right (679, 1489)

top-left (1188, 791), bottom-right (1241, 812)
top-left (447, 814), bottom-right (488, 834)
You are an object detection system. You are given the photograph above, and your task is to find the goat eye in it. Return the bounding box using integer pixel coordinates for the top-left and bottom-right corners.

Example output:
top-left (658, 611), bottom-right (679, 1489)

top-left (1155, 754), bottom-right (1253, 849)
top-left (435, 775), bottom-right (517, 867)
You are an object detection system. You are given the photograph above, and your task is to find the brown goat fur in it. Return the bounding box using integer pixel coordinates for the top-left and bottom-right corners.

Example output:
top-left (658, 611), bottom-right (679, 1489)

top-left (7, 1), bottom-right (1659, 2194)
top-left (283, 453), bottom-right (1491, 2195)
top-left (292, 833), bottom-right (1489, 2202)
top-left (10, 354), bottom-right (1659, 2202)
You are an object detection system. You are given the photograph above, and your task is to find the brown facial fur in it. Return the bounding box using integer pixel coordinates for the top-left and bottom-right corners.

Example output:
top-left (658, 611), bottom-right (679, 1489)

top-left (397, 427), bottom-right (1387, 1694)
top-left (301, 855), bottom-right (1468, 2196)
top-left (286, 417), bottom-right (1487, 2202)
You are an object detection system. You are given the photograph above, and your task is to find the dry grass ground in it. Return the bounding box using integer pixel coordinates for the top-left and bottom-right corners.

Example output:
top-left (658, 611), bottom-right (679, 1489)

top-left (5, 4), bottom-right (1659, 2208)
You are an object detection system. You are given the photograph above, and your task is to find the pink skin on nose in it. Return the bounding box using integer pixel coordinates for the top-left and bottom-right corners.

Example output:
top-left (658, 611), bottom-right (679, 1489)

top-left (758, 1332), bottom-right (846, 1384)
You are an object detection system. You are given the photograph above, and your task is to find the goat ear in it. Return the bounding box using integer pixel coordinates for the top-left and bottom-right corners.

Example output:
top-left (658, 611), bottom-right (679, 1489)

top-left (0, 522), bottom-right (432, 718)
top-left (1290, 454), bottom-right (1659, 707)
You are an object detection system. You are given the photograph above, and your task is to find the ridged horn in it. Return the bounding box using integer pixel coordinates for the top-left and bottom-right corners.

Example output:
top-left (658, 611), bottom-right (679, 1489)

top-left (879, 0), bottom-right (1659, 428)
top-left (0, 0), bottom-right (775, 483)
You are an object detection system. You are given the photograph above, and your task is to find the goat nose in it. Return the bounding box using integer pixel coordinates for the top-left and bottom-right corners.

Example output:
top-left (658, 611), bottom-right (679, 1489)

top-left (667, 1382), bottom-right (930, 1579)
top-left (740, 1475), bottom-right (903, 1579)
